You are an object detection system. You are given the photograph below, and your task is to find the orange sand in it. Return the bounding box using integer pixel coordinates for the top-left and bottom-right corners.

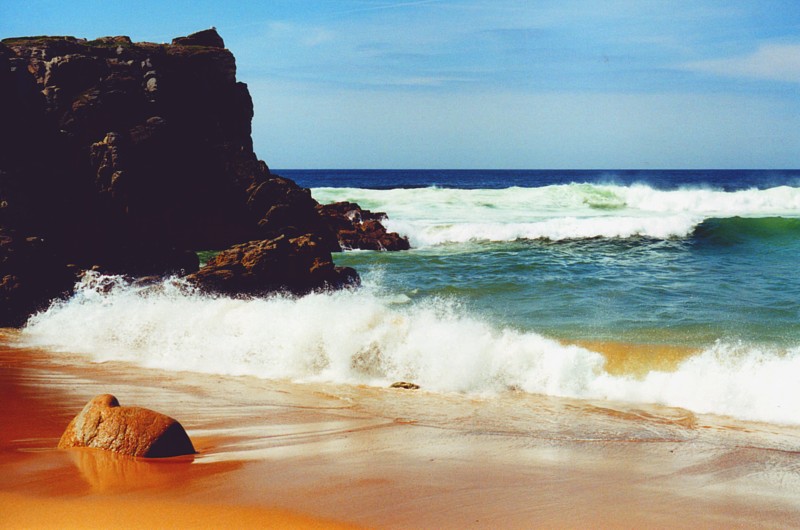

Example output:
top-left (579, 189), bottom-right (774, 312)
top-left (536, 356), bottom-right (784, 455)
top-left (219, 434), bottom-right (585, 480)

top-left (3, 333), bottom-right (800, 528)
top-left (0, 492), bottom-right (357, 529)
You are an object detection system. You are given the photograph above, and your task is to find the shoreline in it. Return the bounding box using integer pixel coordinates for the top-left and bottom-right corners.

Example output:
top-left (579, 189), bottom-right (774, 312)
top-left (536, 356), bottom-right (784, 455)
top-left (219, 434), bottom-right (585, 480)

top-left (3, 334), bottom-right (800, 528)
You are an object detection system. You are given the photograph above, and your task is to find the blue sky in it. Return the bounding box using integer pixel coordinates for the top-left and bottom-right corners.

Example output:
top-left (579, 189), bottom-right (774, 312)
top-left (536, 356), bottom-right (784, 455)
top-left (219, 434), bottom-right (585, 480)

top-left (2, 1), bottom-right (799, 168)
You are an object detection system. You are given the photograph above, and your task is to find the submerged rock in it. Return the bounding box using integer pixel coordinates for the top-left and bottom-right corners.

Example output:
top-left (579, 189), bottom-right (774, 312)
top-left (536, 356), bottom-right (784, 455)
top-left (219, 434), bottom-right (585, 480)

top-left (58, 394), bottom-right (196, 458)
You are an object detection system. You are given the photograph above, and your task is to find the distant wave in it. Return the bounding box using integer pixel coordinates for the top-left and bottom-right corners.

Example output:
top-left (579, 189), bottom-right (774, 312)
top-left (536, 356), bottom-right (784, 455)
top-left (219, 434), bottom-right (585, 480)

top-left (692, 216), bottom-right (800, 245)
top-left (20, 272), bottom-right (800, 426)
top-left (312, 183), bottom-right (800, 246)
top-left (282, 169), bottom-right (800, 192)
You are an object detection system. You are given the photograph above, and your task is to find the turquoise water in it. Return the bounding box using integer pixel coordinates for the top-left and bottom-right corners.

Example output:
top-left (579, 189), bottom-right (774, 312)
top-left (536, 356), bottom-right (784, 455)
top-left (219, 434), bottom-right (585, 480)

top-left (298, 171), bottom-right (800, 348)
top-left (334, 235), bottom-right (800, 346)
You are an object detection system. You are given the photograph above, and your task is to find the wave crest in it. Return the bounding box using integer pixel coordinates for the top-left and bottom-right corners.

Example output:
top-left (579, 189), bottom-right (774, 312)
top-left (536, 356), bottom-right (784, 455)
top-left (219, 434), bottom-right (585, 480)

top-left (312, 184), bottom-right (800, 246)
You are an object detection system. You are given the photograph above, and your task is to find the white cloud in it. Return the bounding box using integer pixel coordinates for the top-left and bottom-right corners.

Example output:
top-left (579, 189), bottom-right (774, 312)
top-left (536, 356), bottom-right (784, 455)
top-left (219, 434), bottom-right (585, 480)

top-left (682, 43), bottom-right (800, 84)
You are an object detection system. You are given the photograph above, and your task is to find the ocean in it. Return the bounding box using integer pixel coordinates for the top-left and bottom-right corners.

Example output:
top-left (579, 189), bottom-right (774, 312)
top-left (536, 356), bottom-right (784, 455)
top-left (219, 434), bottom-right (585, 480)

top-left (17, 169), bottom-right (800, 427)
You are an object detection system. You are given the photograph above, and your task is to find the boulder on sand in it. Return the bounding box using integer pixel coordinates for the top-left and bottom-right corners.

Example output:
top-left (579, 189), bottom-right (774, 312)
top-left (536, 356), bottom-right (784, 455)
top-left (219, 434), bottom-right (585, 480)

top-left (58, 394), bottom-right (196, 458)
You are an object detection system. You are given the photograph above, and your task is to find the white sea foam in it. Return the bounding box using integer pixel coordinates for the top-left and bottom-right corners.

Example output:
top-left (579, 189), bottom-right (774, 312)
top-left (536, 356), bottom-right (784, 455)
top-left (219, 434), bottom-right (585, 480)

top-left (386, 215), bottom-right (702, 246)
top-left (312, 184), bottom-right (800, 246)
top-left (20, 273), bottom-right (800, 426)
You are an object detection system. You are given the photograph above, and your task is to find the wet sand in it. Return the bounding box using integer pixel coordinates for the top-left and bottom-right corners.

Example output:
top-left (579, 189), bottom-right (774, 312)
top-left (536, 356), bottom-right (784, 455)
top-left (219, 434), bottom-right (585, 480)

top-left (3, 331), bottom-right (800, 529)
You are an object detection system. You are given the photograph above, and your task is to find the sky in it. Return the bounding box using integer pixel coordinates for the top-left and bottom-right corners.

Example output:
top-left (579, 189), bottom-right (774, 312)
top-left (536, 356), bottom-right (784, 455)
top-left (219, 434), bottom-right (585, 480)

top-left (2, 0), bottom-right (799, 169)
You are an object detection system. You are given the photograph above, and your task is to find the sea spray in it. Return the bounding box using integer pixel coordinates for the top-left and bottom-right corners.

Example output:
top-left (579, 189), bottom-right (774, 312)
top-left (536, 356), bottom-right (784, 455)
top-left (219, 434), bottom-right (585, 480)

top-left (21, 272), bottom-right (800, 425)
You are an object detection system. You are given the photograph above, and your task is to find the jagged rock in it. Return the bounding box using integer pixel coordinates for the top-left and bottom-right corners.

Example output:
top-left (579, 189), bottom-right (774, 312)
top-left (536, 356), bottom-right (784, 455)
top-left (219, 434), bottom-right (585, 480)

top-left (187, 234), bottom-right (359, 296)
top-left (58, 394), bottom-right (196, 458)
top-left (317, 201), bottom-right (410, 251)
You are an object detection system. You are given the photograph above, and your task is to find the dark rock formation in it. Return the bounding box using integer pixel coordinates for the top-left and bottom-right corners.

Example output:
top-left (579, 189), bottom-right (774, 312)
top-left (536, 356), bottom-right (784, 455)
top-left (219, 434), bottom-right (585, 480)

top-left (187, 234), bottom-right (358, 296)
top-left (0, 29), bottom-right (406, 326)
top-left (317, 201), bottom-right (410, 251)
top-left (58, 394), bottom-right (196, 458)
top-left (1, 31), bottom-right (259, 272)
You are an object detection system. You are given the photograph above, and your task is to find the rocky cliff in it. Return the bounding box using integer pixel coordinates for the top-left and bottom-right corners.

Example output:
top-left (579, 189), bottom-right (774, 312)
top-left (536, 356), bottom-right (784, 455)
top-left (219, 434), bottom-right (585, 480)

top-left (0, 29), bottom-right (407, 326)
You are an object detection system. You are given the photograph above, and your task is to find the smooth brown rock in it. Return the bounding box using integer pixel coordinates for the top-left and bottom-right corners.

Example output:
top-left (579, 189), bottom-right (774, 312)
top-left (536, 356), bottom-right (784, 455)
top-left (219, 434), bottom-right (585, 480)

top-left (58, 394), bottom-right (196, 458)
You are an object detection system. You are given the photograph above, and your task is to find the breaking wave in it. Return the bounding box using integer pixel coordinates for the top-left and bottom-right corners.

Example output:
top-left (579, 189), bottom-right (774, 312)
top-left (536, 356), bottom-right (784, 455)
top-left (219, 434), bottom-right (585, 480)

top-left (311, 184), bottom-right (800, 246)
top-left (20, 272), bottom-right (800, 426)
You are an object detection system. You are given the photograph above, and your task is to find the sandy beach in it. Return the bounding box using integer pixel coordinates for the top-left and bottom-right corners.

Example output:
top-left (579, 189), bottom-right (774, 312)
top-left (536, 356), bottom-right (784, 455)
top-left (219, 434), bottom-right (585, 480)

top-left (2, 329), bottom-right (800, 529)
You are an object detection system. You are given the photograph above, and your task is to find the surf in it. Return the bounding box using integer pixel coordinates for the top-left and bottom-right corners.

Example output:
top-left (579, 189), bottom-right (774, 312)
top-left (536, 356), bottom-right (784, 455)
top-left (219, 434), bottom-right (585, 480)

top-left (311, 183), bottom-right (800, 246)
top-left (19, 272), bottom-right (800, 426)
